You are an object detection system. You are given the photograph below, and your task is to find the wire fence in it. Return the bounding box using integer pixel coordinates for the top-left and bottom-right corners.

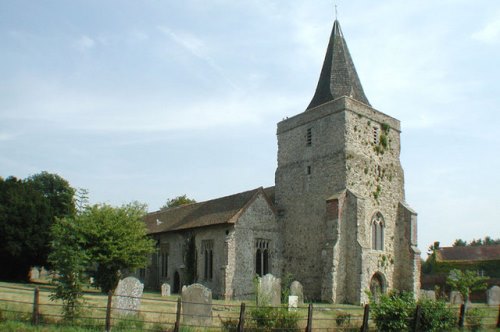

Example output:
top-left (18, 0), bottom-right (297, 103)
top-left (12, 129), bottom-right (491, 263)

top-left (0, 284), bottom-right (499, 331)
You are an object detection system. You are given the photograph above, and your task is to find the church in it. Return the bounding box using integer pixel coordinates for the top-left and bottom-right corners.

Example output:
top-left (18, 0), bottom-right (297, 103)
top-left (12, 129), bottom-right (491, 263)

top-left (139, 19), bottom-right (420, 304)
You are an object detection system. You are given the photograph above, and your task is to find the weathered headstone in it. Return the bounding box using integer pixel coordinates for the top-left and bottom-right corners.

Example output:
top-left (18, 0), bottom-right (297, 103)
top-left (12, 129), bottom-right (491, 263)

top-left (113, 277), bottom-right (144, 315)
top-left (290, 281), bottom-right (304, 305)
top-left (487, 285), bottom-right (500, 305)
top-left (258, 274), bottom-right (281, 306)
top-left (161, 283), bottom-right (171, 297)
top-left (419, 290), bottom-right (436, 301)
top-left (288, 295), bottom-right (298, 311)
top-left (450, 291), bottom-right (464, 305)
top-left (29, 267), bottom-right (40, 281)
top-left (181, 283), bottom-right (212, 326)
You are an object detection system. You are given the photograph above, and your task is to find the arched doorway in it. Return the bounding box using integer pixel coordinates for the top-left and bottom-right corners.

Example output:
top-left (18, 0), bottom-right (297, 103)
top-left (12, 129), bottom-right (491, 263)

top-left (370, 273), bottom-right (385, 301)
top-left (173, 271), bottom-right (181, 294)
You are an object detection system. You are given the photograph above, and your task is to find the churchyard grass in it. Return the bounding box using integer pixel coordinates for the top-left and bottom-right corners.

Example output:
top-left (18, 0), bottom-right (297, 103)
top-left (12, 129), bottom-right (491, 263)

top-left (1, 281), bottom-right (499, 331)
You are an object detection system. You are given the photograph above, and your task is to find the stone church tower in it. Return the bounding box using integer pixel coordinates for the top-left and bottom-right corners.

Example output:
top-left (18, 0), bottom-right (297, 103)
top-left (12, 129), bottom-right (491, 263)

top-left (275, 20), bottom-right (420, 304)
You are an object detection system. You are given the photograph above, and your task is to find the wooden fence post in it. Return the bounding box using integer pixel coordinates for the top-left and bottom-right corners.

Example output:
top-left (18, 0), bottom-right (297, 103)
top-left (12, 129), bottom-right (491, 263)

top-left (458, 304), bottom-right (465, 328)
top-left (31, 287), bottom-right (40, 325)
top-left (496, 304), bottom-right (500, 328)
top-left (413, 304), bottom-right (422, 332)
top-left (237, 302), bottom-right (245, 332)
top-left (360, 304), bottom-right (370, 332)
top-left (174, 297), bottom-right (182, 332)
top-left (105, 290), bottom-right (113, 332)
top-left (305, 303), bottom-right (313, 332)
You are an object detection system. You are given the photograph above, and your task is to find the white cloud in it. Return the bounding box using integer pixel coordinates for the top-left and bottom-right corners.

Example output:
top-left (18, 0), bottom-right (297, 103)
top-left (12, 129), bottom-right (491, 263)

top-left (73, 35), bottom-right (96, 51)
top-left (472, 15), bottom-right (500, 44)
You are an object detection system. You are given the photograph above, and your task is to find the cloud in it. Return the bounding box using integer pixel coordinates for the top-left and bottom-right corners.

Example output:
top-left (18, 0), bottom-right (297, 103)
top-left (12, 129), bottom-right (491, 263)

top-left (73, 35), bottom-right (96, 51)
top-left (472, 15), bottom-right (500, 44)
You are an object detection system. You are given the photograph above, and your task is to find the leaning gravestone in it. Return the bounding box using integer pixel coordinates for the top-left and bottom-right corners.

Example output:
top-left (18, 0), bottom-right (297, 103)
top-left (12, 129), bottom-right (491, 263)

top-left (487, 285), bottom-right (500, 305)
top-left (114, 277), bottom-right (144, 315)
top-left (161, 283), bottom-right (171, 297)
top-left (419, 290), bottom-right (436, 301)
top-left (258, 274), bottom-right (281, 306)
top-left (450, 291), bottom-right (464, 305)
top-left (290, 281), bottom-right (304, 305)
top-left (181, 283), bottom-right (213, 326)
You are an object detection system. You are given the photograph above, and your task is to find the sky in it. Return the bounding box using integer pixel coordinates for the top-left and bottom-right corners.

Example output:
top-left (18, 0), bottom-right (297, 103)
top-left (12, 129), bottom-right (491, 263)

top-left (1, 0), bottom-right (499, 254)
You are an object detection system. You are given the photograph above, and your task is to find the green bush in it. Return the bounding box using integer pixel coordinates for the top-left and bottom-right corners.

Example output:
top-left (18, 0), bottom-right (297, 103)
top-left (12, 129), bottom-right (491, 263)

top-left (250, 305), bottom-right (299, 332)
top-left (466, 307), bottom-right (486, 332)
top-left (418, 299), bottom-right (456, 332)
top-left (370, 291), bottom-right (415, 332)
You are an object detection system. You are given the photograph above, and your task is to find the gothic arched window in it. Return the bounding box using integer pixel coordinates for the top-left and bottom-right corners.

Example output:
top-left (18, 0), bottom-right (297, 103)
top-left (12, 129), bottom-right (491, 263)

top-left (255, 239), bottom-right (270, 276)
top-left (371, 212), bottom-right (385, 251)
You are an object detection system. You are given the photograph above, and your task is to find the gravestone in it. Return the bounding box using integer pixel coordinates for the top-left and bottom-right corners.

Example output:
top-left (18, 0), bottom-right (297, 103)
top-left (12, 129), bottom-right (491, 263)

top-left (419, 290), bottom-right (436, 301)
top-left (161, 283), bottom-right (171, 296)
top-left (181, 283), bottom-right (212, 326)
top-left (113, 277), bottom-right (144, 315)
top-left (288, 295), bottom-right (298, 311)
top-left (258, 274), bottom-right (281, 306)
top-left (487, 285), bottom-right (500, 305)
top-left (290, 281), bottom-right (304, 304)
top-left (450, 291), bottom-right (464, 305)
top-left (29, 267), bottom-right (40, 281)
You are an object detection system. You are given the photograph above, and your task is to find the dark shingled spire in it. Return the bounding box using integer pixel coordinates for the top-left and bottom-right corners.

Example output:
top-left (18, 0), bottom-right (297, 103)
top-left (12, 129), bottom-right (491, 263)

top-left (307, 20), bottom-right (371, 110)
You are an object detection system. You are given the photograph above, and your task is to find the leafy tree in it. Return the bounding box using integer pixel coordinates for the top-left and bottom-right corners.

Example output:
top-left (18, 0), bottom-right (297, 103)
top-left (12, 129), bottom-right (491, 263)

top-left (452, 236), bottom-right (500, 247)
top-left (160, 194), bottom-right (196, 211)
top-left (50, 202), bottom-right (155, 295)
top-left (453, 239), bottom-right (467, 246)
top-left (447, 269), bottom-right (488, 312)
top-left (0, 177), bottom-right (51, 280)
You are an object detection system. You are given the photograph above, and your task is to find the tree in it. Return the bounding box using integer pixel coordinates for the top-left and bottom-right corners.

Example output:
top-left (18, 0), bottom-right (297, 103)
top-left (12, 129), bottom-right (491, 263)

top-left (447, 269), bottom-right (488, 312)
top-left (160, 194), bottom-right (196, 211)
top-left (50, 202), bottom-right (155, 295)
top-left (452, 239), bottom-right (467, 247)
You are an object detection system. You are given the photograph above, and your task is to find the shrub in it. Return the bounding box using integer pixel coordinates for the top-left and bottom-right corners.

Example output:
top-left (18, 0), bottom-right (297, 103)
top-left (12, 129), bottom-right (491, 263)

top-left (418, 299), bottom-right (456, 332)
top-left (466, 307), bottom-right (486, 332)
top-left (370, 291), bottom-right (415, 332)
top-left (335, 311), bottom-right (352, 327)
top-left (220, 317), bottom-right (239, 332)
top-left (250, 305), bottom-right (299, 332)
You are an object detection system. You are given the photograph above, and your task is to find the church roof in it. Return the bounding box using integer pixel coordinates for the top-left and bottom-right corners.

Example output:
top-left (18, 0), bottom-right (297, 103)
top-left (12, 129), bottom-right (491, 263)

top-left (144, 186), bottom-right (275, 234)
top-left (436, 245), bottom-right (500, 262)
top-left (307, 20), bottom-right (371, 110)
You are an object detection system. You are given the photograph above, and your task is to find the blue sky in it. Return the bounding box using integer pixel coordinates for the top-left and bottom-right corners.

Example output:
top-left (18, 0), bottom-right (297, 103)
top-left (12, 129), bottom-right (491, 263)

top-left (1, 0), bottom-right (499, 253)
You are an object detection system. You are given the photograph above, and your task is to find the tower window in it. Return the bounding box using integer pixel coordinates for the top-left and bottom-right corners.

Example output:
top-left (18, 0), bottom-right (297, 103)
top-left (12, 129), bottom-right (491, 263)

top-left (306, 128), bottom-right (312, 146)
top-left (371, 212), bottom-right (384, 250)
top-left (255, 239), bottom-right (270, 277)
top-left (202, 240), bottom-right (214, 281)
top-left (307, 166), bottom-right (311, 175)
top-left (373, 127), bottom-right (380, 144)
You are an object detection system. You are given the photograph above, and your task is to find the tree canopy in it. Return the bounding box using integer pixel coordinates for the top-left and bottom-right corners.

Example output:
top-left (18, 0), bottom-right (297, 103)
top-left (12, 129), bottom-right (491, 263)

top-left (50, 202), bottom-right (155, 295)
top-left (160, 194), bottom-right (196, 211)
top-left (0, 172), bottom-right (75, 281)
top-left (452, 236), bottom-right (500, 247)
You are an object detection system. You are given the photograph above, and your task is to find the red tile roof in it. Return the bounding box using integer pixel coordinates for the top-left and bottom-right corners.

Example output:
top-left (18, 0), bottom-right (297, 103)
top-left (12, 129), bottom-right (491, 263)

top-left (436, 245), bottom-right (500, 262)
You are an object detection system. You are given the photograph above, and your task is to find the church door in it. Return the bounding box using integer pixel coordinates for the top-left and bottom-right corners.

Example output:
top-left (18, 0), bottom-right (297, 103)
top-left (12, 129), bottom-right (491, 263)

top-left (173, 271), bottom-right (181, 294)
top-left (370, 273), bottom-right (385, 301)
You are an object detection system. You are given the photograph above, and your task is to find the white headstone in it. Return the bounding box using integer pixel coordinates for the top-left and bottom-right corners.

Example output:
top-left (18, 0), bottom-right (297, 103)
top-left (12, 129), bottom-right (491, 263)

top-left (161, 283), bottom-right (171, 296)
top-left (487, 285), bottom-right (500, 305)
top-left (113, 277), bottom-right (144, 315)
top-left (258, 274), bottom-right (281, 306)
top-left (181, 283), bottom-right (212, 326)
top-left (290, 281), bottom-right (304, 304)
top-left (29, 267), bottom-right (40, 281)
top-left (288, 295), bottom-right (298, 311)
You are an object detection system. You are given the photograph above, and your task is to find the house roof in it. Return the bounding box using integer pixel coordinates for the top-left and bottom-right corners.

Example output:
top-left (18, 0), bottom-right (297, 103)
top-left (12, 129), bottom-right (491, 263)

top-left (144, 186), bottom-right (275, 234)
top-left (435, 245), bottom-right (500, 262)
top-left (307, 19), bottom-right (371, 110)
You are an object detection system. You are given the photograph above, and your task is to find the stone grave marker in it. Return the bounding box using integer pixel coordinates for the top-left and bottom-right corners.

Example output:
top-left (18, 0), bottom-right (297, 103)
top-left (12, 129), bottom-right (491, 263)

top-left (29, 267), bottom-right (40, 281)
top-left (419, 290), bottom-right (436, 301)
top-left (450, 291), bottom-right (464, 305)
top-left (487, 285), bottom-right (500, 305)
top-left (258, 274), bottom-right (281, 306)
top-left (290, 281), bottom-right (304, 305)
top-left (181, 283), bottom-right (213, 326)
top-left (113, 277), bottom-right (144, 315)
top-left (288, 295), bottom-right (298, 311)
top-left (161, 283), bottom-right (171, 296)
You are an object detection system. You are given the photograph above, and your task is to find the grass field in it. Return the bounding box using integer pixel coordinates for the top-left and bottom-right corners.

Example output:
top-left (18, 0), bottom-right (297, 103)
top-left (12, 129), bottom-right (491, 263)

top-left (0, 280), bottom-right (498, 331)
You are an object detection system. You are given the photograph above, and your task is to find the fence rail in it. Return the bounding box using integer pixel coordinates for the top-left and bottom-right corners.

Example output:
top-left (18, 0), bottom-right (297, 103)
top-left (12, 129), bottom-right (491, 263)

top-left (0, 284), bottom-right (499, 331)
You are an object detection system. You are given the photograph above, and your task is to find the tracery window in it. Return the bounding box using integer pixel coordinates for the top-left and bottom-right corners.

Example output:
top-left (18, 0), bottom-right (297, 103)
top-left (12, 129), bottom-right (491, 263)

top-left (160, 243), bottom-right (169, 278)
top-left (202, 240), bottom-right (214, 281)
top-left (255, 239), bottom-right (270, 277)
top-left (371, 212), bottom-right (385, 250)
